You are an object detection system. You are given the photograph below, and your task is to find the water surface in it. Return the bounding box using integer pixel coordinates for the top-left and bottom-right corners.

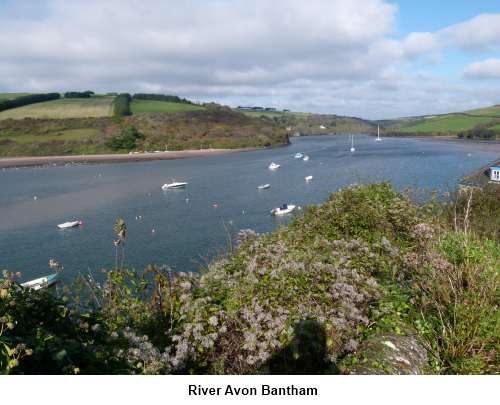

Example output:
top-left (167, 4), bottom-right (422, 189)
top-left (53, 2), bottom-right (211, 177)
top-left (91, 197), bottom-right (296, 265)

top-left (0, 135), bottom-right (497, 283)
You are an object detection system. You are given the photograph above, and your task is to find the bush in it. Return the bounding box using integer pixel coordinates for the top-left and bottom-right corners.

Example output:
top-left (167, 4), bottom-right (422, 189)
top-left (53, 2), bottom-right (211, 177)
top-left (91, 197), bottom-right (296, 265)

top-left (0, 93), bottom-right (60, 112)
top-left (113, 93), bottom-right (132, 117)
top-left (105, 126), bottom-right (144, 151)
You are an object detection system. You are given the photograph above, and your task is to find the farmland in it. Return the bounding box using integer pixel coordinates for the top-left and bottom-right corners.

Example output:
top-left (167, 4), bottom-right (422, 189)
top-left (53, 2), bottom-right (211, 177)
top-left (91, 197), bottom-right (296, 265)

top-left (130, 99), bottom-right (205, 114)
top-left (396, 114), bottom-right (493, 133)
top-left (0, 93), bottom-right (31, 101)
top-left (0, 96), bottom-right (114, 120)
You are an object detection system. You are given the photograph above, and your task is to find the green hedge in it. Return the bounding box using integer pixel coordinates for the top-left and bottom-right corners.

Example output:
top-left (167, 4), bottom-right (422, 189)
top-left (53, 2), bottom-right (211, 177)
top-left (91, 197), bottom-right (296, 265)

top-left (113, 93), bottom-right (132, 117)
top-left (0, 93), bottom-right (60, 112)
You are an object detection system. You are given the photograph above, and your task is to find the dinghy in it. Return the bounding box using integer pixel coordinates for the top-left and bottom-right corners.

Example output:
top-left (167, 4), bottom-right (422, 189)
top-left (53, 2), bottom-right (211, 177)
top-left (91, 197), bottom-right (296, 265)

top-left (305, 175), bottom-right (313, 182)
top-left (258, 184), bottom-right (271, 190)
top-left (21, 273), bottom-right (59, 291)
top-left (57, 220), bottom-right (83, 229)
top-left (271, 203), bottom-right (296, 216)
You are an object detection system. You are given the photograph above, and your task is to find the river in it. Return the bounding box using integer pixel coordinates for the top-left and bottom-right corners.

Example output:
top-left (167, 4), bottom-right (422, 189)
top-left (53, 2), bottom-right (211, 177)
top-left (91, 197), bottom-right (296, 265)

top-left (0, 134), bottom-right (497, 283)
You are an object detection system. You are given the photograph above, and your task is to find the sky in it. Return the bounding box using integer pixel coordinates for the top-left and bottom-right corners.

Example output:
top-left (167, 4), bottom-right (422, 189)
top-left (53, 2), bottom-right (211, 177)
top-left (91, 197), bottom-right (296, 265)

top-left (0, 0), bottom-right (499, 119)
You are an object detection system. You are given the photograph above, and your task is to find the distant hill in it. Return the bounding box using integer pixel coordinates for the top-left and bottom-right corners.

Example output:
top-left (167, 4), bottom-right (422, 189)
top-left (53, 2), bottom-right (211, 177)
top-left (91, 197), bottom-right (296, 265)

top-left (235, 108), bottom-right (374, 135)
top-left (382, 105), bottom-right (500, 139)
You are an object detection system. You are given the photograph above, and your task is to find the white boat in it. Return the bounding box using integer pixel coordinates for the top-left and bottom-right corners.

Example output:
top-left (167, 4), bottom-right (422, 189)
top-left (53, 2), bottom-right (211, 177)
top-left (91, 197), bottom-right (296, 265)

top-left (303, 155), bottom-right (310, 161)
top-left (57, 220), bottom-right (83, 229)
top-left (161, 181), bottom-right (188, 190)
top-left (294, 152), bottom-right (304, 159)
top-left (375, 125), bottom-right (382, 141)
top-left (21, 273), bottom-right (59, 291)
top-left (258, 184), bottom-right (271, 190)
top-left (271, 203), bottom-right (296, 216)
top-left (305, 175), bottom-right (313, 182)
top-left (268, 162), bottom-right (280, 170)
top-left (350, 135), bottom-right (356, 152)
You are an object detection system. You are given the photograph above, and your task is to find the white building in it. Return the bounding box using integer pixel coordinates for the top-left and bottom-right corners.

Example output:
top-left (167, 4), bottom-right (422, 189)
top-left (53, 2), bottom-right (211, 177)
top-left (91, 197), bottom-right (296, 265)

top-left (490, 166), bottom-right (500, 182)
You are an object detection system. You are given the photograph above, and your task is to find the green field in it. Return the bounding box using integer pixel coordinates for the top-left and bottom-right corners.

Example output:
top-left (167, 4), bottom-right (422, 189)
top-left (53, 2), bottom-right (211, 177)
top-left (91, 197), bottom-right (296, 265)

top-left (0, 128), bottom-right (100, 144)
top-left (130, 99), bottom-right (205, 114)
top-left (0, 97), bottom-right (114, 120)
top-left (0, 92), bottom-right (31, 101)
top-left (237, 109), bottom-right (311, 119)
top-left (464, 105), bottom-right (500, 117)
top-left (397, 114), bottom-right (493, 133)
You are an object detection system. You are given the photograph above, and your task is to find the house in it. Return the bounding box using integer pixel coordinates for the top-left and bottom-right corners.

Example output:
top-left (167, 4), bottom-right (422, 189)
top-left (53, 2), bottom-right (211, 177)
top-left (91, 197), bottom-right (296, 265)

top-left (490, 166), bottom-right (500, 182)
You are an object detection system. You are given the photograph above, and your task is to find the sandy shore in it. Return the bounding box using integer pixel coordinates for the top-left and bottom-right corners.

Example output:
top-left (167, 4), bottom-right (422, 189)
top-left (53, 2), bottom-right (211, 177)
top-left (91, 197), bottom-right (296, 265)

top-left (0, 148), bottom-right (260, 169)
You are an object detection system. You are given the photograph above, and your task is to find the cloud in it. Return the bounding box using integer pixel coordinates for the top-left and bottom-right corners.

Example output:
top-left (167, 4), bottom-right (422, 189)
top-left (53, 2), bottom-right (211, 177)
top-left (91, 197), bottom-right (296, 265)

top-left (0, 1), bottom-right (499, 118)
top-left (464, 58), bottom-right (500, 79)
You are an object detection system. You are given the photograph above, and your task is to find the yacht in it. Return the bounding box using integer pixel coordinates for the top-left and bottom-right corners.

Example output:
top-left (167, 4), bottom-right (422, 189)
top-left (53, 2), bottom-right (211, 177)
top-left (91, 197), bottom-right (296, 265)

top-left (350, 135), bottom-right (356, 152)
top-left (21, 273), bottom-right (59, 290)
top-left (375, 125), bottom-right (382, 141)
top-left (258, 184), bottom-right (271, 190)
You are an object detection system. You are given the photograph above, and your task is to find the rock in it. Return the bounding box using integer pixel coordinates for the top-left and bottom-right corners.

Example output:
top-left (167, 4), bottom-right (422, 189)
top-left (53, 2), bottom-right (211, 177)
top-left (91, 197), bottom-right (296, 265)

top-left (349, 333), bottom-right (428, 375)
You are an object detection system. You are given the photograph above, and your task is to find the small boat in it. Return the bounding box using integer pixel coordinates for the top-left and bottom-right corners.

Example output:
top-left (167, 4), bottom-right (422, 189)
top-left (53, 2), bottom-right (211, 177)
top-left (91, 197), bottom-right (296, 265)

top-left (303, 155), bottom-right (310, 161)
top-left (350, 135), bottom-right (356, 152)
top-left (305, 175), bottom-right (313, 182)
top-left (57, 220), bottom-right (83, 229)
top-left (162, 181), bottom-right (188, 190)
top-left (375, 125), bottom-right (382, 141)
top-left (21, 273), bottom-right (59, 291)
top-left (271, 203), bottom-right (296, 216)
top-left (269, 162), bottom-right (280, 170)
top-left (258, 184), bottom-right (271, 190)
top-left (294, 153), bottom-right (304, 159)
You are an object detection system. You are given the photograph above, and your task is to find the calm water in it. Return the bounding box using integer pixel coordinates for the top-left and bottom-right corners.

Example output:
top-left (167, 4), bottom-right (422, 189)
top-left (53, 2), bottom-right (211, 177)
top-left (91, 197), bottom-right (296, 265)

top-left (0, 135), bottom-right (497, 283)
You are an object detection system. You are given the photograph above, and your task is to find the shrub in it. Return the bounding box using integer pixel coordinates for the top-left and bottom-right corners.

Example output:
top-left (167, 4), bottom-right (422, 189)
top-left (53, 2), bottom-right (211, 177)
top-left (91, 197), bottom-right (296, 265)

top-left (105, 126), bottom-right (144, 151)
top-left (133, 93), bottom-right (193, 105)
top-left (64, 91), bottom-right (94, 98)
top-left (113, 93), bottom-right (132, 117)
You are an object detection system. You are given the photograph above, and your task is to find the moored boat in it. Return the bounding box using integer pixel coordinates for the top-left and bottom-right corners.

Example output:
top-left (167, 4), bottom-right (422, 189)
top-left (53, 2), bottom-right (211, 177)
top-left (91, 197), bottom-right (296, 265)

top-left (162, 181), bottom-right (188, 190)
top-left (57, 220), bottom-right (83, 229)
top-left (294, 152), bottom-right (304, 159)
top-left (268, 162), bottom-right (280, 170)
top-left (258, 184), bottom-right (271, 190)
top-left (21, 273), bottom-right (59, 291)
top-left (271, 203), bottom-right (296, 216)
top-left (305, 175), bottom-right (313, 182)
top-left (302, 155), bottom-right (310, 161)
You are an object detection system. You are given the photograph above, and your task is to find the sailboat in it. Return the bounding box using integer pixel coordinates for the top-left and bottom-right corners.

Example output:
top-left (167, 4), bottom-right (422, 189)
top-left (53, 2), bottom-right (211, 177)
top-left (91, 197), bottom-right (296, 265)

top-left (350, 135), bottom-right (355, 152)
top-left (375, 125), bottom-right (382, 141)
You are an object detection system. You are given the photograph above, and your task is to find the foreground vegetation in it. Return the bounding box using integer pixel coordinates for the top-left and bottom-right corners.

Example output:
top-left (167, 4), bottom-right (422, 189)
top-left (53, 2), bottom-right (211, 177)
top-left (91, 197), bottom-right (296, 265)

top-left (1, 183), bottom-right (498, 374)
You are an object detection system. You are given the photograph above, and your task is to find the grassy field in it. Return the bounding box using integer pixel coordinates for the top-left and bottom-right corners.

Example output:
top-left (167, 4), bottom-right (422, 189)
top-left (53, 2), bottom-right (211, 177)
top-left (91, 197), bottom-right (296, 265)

top-left (0, 97), bottom-right (114, 120)
top-left (0, 128), bottom-right (100, 144)
top-left (464, 105), bottom-right (500, 117)
top-left (0, 93), bottom-right (32, 101)
top-left (397, 114), bottom-right (493, 133)
top-left (236, 109), bottom-right (311, 119)
top-left (130, 99), bottom-right (205, 114)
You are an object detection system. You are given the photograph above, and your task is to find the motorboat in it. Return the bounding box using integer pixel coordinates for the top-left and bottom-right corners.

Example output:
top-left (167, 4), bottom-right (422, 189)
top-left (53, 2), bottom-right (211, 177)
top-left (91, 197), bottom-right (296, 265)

top-left (271, 203), bottom-right (296, 216)
top-left (21, 273), bottom-right (59, 291)
top-left (302, 155), bottom-right (310, 161)
top-left (268, 162), bottom-right (280, 170)
top-left (305, 175), bottom-right (313, 182)
top-left (258, 184), bottom-right (271, 190)
top-left (294, 153), bottom-right (304, 159)
top-left (161, 181), bottom-right (188, 190)
top-left (57, 220), bottom-right (83, 229)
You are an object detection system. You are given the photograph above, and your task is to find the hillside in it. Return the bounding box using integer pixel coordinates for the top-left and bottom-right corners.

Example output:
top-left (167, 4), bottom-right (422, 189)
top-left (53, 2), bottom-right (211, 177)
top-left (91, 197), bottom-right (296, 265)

top-left (384, 105), bottom-right (500, 139)
top-left (236, 109), bottom-right (374, 135)
top-left (0, 105), bottom-right (287, 157)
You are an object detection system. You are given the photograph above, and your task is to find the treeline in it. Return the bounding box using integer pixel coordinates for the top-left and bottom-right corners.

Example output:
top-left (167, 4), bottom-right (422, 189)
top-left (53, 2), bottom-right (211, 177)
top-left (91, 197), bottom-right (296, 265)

top-left (458, 125), bottom-right (499, 140)
top-left (113, 93), bottom-right (132, 117)
top-left (133, 93), bottom-right (193, 104)
top-left (0, 93), bottom-right (60, 113)
top-left (64, 91), bottom-right (94, 98)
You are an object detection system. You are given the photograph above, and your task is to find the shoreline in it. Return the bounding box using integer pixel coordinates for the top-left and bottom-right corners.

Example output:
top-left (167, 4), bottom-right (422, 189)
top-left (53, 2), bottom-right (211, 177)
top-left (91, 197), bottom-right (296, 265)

top-left (0, 147), bottom-right (262, 169)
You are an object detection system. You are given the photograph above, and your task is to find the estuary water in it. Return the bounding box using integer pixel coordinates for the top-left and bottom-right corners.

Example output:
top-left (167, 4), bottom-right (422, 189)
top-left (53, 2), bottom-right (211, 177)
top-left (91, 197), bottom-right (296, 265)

top-left (0, 135), bottom-right (497, 283)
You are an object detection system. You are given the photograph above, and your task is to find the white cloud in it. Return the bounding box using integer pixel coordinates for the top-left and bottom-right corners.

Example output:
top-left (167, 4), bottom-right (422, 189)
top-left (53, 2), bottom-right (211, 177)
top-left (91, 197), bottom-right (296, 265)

top-left (464, 58), bottom-right (500, 79)
top-left (0, 1), bottom-right (499, 118)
